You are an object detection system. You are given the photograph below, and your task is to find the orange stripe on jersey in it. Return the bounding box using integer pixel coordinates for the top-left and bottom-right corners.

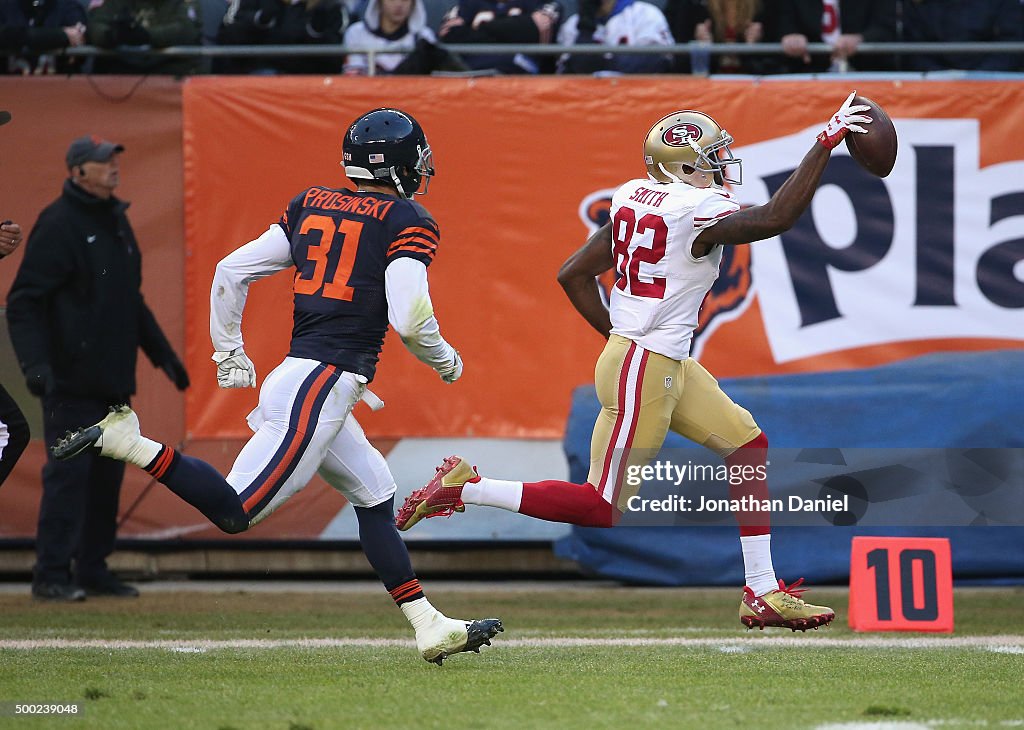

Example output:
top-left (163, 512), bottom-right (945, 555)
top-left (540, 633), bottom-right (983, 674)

top-left (388, 237), bottom-right (437, 254)
top-left (398, 225), bottom-right (440, 243)
top-left (393, 231), bottom-right (439, 247)
top-left (388, 236), bottom-right (437, 254)
top-left (389, 244), bottom-right (437, 259)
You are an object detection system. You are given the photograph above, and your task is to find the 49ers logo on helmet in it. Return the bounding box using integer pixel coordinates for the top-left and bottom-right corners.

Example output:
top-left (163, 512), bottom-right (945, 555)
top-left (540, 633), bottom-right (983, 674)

top-left (663, 123), bottom-right (703, 147)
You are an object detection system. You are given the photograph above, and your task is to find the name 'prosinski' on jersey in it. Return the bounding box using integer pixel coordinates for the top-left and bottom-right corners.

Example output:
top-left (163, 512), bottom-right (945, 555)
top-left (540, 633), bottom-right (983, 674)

top-left (608, 179), bottom-right (740, 360)
top-left (279, 185), bottom-right (440, 379)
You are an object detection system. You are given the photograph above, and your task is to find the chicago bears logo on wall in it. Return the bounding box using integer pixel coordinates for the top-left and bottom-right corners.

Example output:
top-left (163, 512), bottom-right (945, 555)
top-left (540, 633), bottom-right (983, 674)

top-left (663, 123), bottom-right (703, 147)
top-left (576, 189), bottom-right (753, 356)
top-left (693, 243), bottom-right (752, 355)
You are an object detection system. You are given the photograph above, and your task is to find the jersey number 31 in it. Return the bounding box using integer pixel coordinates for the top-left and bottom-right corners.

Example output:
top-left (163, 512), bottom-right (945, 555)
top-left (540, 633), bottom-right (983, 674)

top-left (294, 214), bottom-right (363, 302)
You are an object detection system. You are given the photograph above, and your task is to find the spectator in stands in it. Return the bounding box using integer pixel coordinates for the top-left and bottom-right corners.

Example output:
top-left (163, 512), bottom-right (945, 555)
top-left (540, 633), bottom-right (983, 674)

top-left (343, 0), bottom-right (466, 74)
top-left (0, 0), bottom-right (86, 74)
top-left (665, 0), bottom-right (781, 74)
top-left (902, 0), bottom-right (1022, 72)
top-left (216, 0), bottom-right (348, 74)
top-left (776, 0), bottom-right (897, 73)
top-left (7, 135), bottom-right (190, 602)
top-left (88, 0), bottom-right (201, 75)
top-left (438, 0), bottom-right (562, 74)
top-left (557, 0), bottom-right (674, 74)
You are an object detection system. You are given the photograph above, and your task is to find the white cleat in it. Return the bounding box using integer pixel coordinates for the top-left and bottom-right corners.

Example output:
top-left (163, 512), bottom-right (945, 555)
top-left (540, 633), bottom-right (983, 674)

top-left (414, 613), bottom-right (503, 666)
top-left (51, 405), bottom-right (143, 462)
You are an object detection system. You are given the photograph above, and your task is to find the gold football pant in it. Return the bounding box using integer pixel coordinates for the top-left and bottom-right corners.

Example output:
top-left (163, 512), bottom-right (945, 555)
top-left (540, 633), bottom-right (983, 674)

top-left (587, 334), bottom-right (761, 511)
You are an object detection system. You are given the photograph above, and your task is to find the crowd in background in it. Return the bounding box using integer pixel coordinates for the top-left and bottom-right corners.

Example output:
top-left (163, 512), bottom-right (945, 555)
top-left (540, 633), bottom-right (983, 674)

top-left (0, 0), bottom-right (1022, 77)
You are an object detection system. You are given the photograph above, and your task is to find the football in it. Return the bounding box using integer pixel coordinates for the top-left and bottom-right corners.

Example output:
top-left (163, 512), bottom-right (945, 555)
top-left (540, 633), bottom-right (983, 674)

top-left (845, 95), bottom-right (898, 177)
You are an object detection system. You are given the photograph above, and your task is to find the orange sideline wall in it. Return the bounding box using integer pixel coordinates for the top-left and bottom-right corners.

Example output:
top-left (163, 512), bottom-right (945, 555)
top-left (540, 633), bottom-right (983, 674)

top-left (183, 77), bottom-right (1024, 442)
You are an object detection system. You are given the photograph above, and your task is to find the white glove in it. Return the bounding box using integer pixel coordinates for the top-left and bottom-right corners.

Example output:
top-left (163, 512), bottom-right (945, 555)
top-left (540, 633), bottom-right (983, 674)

top-left (437, 350), bottom-right (463, 384)
top-left (817, 91), bottom-right (872, 150)
top-left (212, 347), bottom-right (257, 389)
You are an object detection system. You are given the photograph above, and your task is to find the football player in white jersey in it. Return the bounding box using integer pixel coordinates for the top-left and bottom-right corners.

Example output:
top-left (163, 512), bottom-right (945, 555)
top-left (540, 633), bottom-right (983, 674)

top-left (398, 93), bottom-right (871, 631)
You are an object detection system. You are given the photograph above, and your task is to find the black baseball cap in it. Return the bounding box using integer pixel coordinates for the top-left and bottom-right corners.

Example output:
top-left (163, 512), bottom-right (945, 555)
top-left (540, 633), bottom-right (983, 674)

top-left (66, 135), bottom-right (125, 169)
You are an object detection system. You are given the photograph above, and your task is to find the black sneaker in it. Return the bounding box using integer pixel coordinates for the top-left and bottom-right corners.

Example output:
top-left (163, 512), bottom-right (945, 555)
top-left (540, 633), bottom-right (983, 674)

top-left (32, 582), bottom-right (86, 602)
top-left (77, 574), bottom-right (139, 598)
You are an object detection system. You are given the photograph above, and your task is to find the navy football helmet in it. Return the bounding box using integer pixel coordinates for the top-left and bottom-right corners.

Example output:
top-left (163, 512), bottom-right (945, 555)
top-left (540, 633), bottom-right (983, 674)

top-left (342, 108), bottom-right (434, 198)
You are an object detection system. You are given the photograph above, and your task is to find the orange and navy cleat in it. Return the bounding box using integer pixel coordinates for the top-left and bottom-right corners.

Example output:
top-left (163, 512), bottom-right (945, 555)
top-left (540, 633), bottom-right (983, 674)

top-left (739, 578), bottom-right (835, 631)
top-left (396, 455), bottom-right (478, 531)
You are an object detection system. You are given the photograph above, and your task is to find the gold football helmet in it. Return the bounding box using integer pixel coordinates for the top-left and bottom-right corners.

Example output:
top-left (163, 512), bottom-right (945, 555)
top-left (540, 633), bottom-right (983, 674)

top-left (644, 110), bottom-right (742, 186)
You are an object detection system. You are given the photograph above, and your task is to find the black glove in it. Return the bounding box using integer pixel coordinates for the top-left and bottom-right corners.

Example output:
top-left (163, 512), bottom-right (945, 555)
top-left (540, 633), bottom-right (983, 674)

top-left (25, 364), bottom-right (54, 398)
top-left (160, 354), bottom-right (190, 391)
top-left (111, 14), bottom-right (151, 45)
top-left (256, 0), bottom-right (283, 26)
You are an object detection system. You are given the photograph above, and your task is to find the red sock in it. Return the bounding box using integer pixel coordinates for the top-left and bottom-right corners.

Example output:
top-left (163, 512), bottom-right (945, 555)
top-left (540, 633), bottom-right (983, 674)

top-left (518, 480), bottom-right (615, 527)
top-left (725, 432), bottom-right (770, 537)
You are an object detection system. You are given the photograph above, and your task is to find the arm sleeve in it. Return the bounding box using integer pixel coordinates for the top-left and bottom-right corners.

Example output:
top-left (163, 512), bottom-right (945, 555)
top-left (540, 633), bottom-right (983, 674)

top-left (147, 0), bottom-right (202, 47)
top-left (210, 223), bottom-right (294, 352)
top-left (629, 4), bottom-right (673, 46)
top-left (342, 25), bottom-right (369, 72)
top-left (385, 257), bottom-right (458, 373)
top-left (24, 26), bottom-right (72, 51)
top-left (86, 0), bottom-right (120, 47)
top-left (138, 296), bottom-right (177, 366)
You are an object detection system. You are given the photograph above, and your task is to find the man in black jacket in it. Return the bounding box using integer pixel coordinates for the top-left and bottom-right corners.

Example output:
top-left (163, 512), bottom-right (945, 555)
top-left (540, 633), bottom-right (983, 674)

top-left (6, 135), bottom-right (190, 601)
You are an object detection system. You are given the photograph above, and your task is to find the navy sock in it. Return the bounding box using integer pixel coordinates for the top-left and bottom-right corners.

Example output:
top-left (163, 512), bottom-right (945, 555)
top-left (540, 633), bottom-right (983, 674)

top-left (144, 446), bottom-right (248, 534)
top-left (354, 496), bottom-right (424, 605)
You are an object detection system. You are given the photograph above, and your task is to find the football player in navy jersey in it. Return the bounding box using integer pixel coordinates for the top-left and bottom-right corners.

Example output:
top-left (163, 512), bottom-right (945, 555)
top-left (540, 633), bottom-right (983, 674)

top-left (51, 108), bottom-right (502, 665)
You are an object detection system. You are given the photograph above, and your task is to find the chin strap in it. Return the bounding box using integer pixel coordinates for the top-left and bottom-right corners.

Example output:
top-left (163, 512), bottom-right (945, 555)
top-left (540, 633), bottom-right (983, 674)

top-left (389, 167), bottom-right (409, 198)
top-left (657, 163), bottom-right (685, 184)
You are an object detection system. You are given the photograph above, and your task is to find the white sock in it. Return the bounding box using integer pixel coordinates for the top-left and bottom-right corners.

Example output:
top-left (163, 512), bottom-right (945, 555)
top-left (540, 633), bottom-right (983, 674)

top-left (461, 476), bottom-right (523, 512)
top-left (740, 534), bottom-right (778, 596)
top-left (122, 436), bottom-right (162, 470)
top-left (400, 597), bottom-right (439, 631)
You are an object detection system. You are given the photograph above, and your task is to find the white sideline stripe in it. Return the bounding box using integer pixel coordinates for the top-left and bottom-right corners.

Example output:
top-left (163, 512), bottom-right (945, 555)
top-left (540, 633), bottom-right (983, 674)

top-left (2, 636), bottom-right (1024, 651)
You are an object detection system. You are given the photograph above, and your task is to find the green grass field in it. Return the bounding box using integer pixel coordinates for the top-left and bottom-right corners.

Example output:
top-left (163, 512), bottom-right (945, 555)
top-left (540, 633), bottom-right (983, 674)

top-left (1, 585), bottom-right (1022, 729)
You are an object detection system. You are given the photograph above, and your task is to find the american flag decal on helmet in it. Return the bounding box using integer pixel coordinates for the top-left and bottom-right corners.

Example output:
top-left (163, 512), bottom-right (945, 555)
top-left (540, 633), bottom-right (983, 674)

top-left (369, 153), bottom-right (384, 163)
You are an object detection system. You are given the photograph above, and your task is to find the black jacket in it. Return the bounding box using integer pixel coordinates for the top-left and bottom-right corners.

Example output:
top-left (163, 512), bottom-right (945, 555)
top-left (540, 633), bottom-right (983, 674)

top-left (6, 179), bottom-right (176, 400)
top-left (0, 0), bottom-right (86, 74)
top-left (776, 0), bottom-right (897, 71)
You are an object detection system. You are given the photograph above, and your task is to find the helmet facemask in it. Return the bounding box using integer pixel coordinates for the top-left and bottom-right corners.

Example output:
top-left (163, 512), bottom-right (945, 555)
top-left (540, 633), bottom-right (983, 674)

top-left (682, 132), bottom-right (741, 186)
top-left (392, 142), bottom-right (434, 198)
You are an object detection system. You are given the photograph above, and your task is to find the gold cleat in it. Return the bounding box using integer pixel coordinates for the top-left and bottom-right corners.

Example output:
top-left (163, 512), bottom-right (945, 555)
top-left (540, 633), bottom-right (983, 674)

top-left (395, 455), bottom-right (477, 531)
top-left (740, 578), bottom-right (835, 631)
